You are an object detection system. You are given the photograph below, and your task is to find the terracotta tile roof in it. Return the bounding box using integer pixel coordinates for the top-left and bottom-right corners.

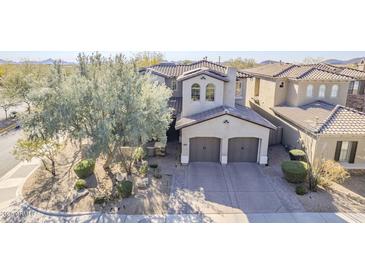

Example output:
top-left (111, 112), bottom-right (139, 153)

top-left (176, 67), bottom-right (229, 82)
top-left (141, 60), bottom-right (251, 79)
top-left (272, 101), bottom-right (365, 135)
top-left (243, 63), bottom-right (295, 77)
top-left (243, 62), bottom-right (361, 81)
top-left (318, 105), bottom-right (365, 135)
top-left (176, 105), bottom-right (276, 130)
top-left (310, 63), bottom-right (365, 79)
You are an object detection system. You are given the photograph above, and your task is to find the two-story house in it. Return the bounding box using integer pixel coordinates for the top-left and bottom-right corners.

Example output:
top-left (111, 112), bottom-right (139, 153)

top-left (243, 62), bottom-right (365, 169)
top-left (140, 60), bottom-right (276, 165)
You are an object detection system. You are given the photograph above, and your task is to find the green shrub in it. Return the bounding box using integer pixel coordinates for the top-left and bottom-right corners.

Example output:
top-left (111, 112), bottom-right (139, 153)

top-left (149, 163), bottom-right (158, 169)
top-left (117, 180), bottom-right (133, 198)
top-left (74, 159), bottom-right (95, 179)
top-left (296, 185), bottom-right (308, 195)
top-left (289, 149), bottom-right (306, 161)
top-left (94, 195), bottom-right (108, 205)
top-left (74, 179), bottom-right (87, 191)
top-left (139, 163), bottom-right (148, 176)
top-left (281, 160), bottom-right (308, 184)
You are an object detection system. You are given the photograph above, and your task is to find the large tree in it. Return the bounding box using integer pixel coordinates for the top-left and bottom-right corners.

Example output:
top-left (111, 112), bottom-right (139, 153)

top-left (133, 51), bottom-right (164, 68)
top-left (0, 62), bottom-right (42, 114)
top-left (224, 58), bottom-right (257, 69)
top-left (0, 89), bottom-right (17, 120)
top-left (21, 53), bottom-right (172, 170)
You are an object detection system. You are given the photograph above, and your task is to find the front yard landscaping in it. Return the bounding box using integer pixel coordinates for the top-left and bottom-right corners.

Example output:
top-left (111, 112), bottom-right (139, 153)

top-left (22, 141), bottom-right (176, 214)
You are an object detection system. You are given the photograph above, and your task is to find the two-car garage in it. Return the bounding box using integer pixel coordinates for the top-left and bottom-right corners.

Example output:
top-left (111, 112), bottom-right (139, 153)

top-left (176, 106), bottom-right (275, 165)
top-left (189, 137), bottom-right (259, 163)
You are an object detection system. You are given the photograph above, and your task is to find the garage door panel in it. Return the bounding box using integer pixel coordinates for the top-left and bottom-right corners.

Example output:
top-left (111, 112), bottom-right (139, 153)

top-left (190, 137), bottom-right (220, 162)
top-left (228, 138), bottom-right (258, 162)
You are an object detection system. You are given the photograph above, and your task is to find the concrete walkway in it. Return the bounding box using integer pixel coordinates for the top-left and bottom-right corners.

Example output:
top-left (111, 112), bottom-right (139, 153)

top-left (0, 160), bottom-right (364, 223)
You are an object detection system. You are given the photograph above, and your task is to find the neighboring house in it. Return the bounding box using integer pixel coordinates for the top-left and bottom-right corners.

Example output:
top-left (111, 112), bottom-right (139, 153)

top-left (140, 60), bottom-right (276, 165)
top-left (242, 62), bottom-right (365, 169)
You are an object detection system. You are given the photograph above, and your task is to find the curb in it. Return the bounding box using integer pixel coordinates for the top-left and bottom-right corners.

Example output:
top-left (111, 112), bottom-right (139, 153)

top-left (0, 123), bottom-right (17, 135)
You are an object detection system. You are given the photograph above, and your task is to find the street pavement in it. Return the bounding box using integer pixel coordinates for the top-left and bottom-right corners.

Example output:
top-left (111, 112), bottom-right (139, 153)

top-left (0, 129), bottom-right (22, 178)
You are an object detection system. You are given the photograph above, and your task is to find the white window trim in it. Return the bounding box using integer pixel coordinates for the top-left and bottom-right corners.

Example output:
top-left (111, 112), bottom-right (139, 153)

top-left (306, 84), bottom-right (313, 97)
top-left (318, 84), bottom-right (326, 98)
top-left (205, 83), bottom-right (215, 102)
top-left (339, 141), bottom-right (352, 163)
top-left (331, 84), bottom-right (339, 98)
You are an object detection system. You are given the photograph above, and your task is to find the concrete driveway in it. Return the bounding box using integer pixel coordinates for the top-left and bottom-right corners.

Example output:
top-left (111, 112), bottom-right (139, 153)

top-left (169, 162), bottom-right (303, 214)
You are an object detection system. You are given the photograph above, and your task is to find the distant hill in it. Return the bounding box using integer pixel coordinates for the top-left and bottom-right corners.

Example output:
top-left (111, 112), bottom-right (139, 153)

top-left (0, 58), bottom-right (75, 65)
top-left (260, 60), bottom-right (279, 65)
top-left (324, 57), bottom-right (365, 65)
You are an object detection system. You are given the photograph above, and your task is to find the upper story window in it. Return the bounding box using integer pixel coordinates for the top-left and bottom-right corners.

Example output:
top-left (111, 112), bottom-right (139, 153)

top-left (191, 83), bottom-right (200, 101)
top-left (306, 84), bottom-right (313, 97)
top-left (235, 81), bottom-right (243, 98)
top-left (319, 84), bottom-right (326, 98)
top-left (206, 83), bottom-right (215, 101)
top-left (171, 79), bottom-right (177, 91)
top-left (353, 81), bottom-right (359, 91)
top-left (331, 84), bottom-right (339, 98)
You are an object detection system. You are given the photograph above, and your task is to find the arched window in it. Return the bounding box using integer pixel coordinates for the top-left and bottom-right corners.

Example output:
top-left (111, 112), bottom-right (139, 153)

top-left (331, 85), bottom-right (339, 97)
top-left (306, 84), bottom-right (313, 97)
top-left (206, 83), bottom-right (215, 101)
top-left (191, 83), bottom-right (200, 101)
top-left (319, 84), bottom-right (326, 98)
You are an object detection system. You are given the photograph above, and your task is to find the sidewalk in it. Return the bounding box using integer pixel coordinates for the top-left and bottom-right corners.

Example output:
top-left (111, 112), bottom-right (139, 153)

top-left (0, 160), bottom-right (364, 223)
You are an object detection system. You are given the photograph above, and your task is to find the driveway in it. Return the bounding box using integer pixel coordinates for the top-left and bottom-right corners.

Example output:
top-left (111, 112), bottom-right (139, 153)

top-left (168, 162), bottom-right (304, 215)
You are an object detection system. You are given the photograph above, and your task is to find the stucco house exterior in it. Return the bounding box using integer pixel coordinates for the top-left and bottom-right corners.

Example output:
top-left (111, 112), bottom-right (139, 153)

top-left (141, 59), bottom-right (365, 170)
top-left (242, 62), bottom-right (365, 169)
top-left (140, 60), bottom-right (276, 165)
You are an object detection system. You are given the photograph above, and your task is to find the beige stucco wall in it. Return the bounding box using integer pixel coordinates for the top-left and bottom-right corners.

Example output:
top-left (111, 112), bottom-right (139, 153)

top-left (223, 67), bottom-right (237, 108)
top-left (289, 80), bottom-right (350, 107)
top-left (245, 77), bottom-right (287, 108)
top-left (180, 114), bottom-right (270, 164)
top-left (181, 74), bottom-right (225, 117)
top-left (235, 78), bottom-right (247, 106)
top-left (245, 76), bottom-right (351, 108)
top-left (314, 136), bottom-right (365, 169)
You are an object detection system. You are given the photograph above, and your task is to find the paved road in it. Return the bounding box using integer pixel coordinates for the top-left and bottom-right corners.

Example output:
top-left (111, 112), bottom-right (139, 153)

top-left (0, 129), bottom-right (22, 178)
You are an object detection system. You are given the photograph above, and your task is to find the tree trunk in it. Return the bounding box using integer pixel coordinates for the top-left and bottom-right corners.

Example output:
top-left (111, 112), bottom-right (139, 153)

top-left (51, 160), bottom-right (56, 177)
top-left (103, 144), bottom-right (118, 170)
top-left (26, 102), bottom-right (31, 114)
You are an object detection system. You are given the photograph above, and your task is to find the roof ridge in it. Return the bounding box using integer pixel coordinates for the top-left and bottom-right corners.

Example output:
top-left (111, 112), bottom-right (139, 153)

top-left (297, 67), bottom-right (317, 79)
top-left (316, 104), bottom-right (365, 133)
top-left (273, 64), bottom-right (298, 77)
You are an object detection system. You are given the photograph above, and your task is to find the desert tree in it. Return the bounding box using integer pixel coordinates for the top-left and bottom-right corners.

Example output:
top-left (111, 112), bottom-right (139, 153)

top-left (13, 137), bottom-right (61, 177)
top-left (0, 89), bottom-right (17, 119)
top-left (20, 53), bottom-right (172, 171)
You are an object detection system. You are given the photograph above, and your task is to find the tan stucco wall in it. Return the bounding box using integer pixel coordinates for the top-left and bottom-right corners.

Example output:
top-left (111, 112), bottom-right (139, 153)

top-left (245, 76), bottom-right (351, 108)
top-left (235, 78), bottom-right (247, 106)
top-left (245, 77), bottom-right (287, 107)
top-left (180, 114), bottom-right (270, 164)
top-left (181, 74), bottom-right (225, 117)
top-left (289, 80), bottom-right (350, 107)
top-left (314, 136), bottom-right (365, 169)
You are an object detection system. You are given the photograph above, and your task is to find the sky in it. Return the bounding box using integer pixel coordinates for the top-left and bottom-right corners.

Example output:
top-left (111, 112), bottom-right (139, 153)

top-left (1, 51), bottom-right (365, 63)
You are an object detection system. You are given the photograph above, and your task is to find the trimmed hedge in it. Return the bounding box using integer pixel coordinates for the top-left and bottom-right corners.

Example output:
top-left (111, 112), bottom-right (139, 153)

top-left (295, 185), bottom-right (308, 195)
top-left (74, 159), bottom-right (95, 179)
top-left (117, 180), bottom-right (133, 198)
top-left (74, 179), bottom-right (87, 191)
top-left (281, 160), bottom-right (308, 184)
top-left (289, 149), bottom-right (306, 161)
